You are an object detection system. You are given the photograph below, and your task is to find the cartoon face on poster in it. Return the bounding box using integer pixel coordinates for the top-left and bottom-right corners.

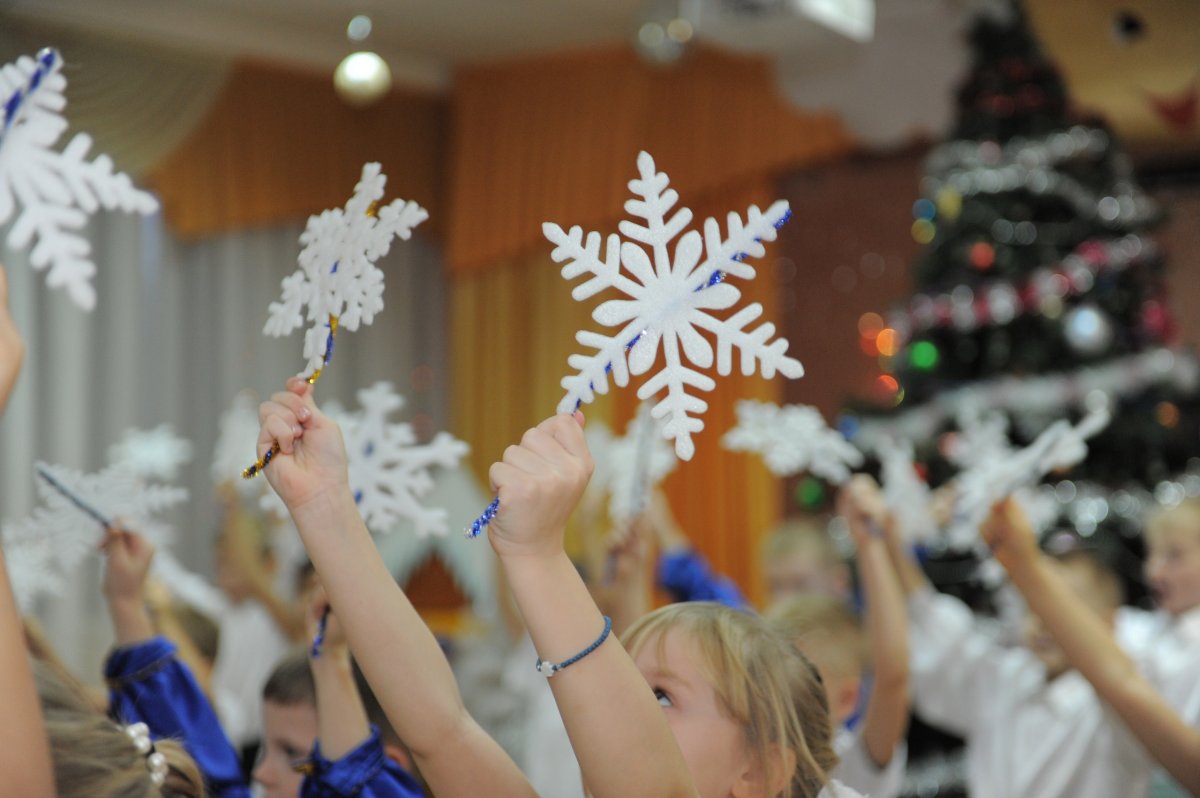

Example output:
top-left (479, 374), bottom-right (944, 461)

top-left (1028, 0), bottom-right (1200, 154)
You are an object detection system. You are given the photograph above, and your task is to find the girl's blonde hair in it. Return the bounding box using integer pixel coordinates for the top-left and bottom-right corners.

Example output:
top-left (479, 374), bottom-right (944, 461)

top-left (622, 602), bottom-right (836, 798)
top-left (35, 661), bottom-right (205, 798)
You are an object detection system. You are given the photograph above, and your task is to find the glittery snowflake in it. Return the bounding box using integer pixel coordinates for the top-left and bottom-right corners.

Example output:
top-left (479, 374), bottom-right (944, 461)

top-left (875, 438), bottom-right (936, 543)
top-left (948, 408), bottom-right (1111, 548)
top-left (264, 162), bottom-right (428, 377)
top-left (550, 151), bottom-right (803, 460)
top-left (262, 382), bottom-right (467, 537)
top-left (108, 425), bottom-right (194, 481)
top-left (0, 49), bottom-right (159, 311)
top-left (723, 400), bottom-right (862, 484)
top-left (2, 507), bottom-right (65, 612)
top-left (211, 390), bottom-right (266, 495)
top-left (585, 406), bottom-right (678, 523)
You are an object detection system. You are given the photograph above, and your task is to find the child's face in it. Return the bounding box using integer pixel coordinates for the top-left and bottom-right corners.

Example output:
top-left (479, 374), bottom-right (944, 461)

top-left (254, 699), bottom-right (316, 798)
top-left (631, 629), bottom-right (758, 798)
top-left (1145, 522), bottom-right (1200, 616)
top-left (765, 551), bottom-right (849, 605)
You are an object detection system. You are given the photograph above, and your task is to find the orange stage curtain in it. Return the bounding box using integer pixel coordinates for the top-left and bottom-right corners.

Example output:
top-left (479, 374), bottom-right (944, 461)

top-left (449, 47), bottom-right (844, 599)
top-left (147, 60), bottom-right (447, 239)
top-left (445, 45), bottom-right (854, 277)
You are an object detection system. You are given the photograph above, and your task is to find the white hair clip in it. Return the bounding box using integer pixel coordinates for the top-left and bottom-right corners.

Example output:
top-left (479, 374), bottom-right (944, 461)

top-left (125, 722), bottom-right (168, 786)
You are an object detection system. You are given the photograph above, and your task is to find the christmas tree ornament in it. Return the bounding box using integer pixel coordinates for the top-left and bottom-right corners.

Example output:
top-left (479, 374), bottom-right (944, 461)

top-left (245, 163), bottom-right (428, 479)
top-left (1063, 303), bottom-right (1114, 355)
top-left (0, 48), bottom-right (159, 310)
top-left (468, 150), bottom-right (799, 537)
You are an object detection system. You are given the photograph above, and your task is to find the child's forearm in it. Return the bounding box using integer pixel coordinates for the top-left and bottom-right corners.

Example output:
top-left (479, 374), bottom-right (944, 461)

top-left (881, 526), bottom-right (929, 597)
top-left (311, 650), bottom-right (371, 761)
top-left (110, 597), bottom-right (156, 647)
top-left (1005, 555), bottom-right (1200, 793)
top-left (501, 550), bottom-right (697, 798)
top-left (856, 534), bottom-right (910, 768)
top-left (0, 548), bottom-right (55, 797)
top-left (289, 488), bottom-right (535, 797)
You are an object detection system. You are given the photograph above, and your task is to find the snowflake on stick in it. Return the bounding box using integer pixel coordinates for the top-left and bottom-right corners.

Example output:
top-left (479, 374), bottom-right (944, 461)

top-left (0, 461), bottom-right (188, 610)
top-left (585, 405), bottom-right (678, 524)
top-left (875, 438), bottom-right (936, 544)
top-left (212, 391), bottom-right (267, 496)
top-left (263, 162), bottom-right (428, 380)
top-left (551, 151), bottom-right (803, 460)
top-left (261, 382), bottom-right (468, 537)
top-left (723, 400), bottom-right (863, 484)
top-left (947, 407), bottom-right (1111, 549)
top-left (0, 48), bottom-right (159, 310)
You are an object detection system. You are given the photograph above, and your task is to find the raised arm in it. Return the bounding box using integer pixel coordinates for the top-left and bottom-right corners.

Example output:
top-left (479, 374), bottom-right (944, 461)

top-left (838, 476), bottom-right (910, 769)
top-left (306, 586), bottom-right (371, 760)
top-left (983, 499), bottom-right (1200, 795)
top-left (488, 414), bottom-right (697, 798)
top-left (258, 379), bottom-right (535, 798)
top-left (0, 264), bottom-right (55, 797)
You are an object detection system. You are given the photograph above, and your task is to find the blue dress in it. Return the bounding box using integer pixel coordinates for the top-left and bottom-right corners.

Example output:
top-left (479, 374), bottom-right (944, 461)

top-left (106, 636), bottom-right (424, 797)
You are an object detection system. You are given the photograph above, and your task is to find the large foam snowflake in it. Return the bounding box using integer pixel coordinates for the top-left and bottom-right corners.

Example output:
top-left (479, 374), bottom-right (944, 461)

top-left (1, 461), bottom-right (188, 610)
top-left (212, 390), bottom-right (266, 495)
top-left (262, 382), bottom-right (467, 536)
top-left (0, 49), bottom-right (158, 311)
top-left (948, 408), bottom-right (1111, 548)
top-left (264, 162), bottom-right (428, 377)
top-left (550, 151), bottom-right (803, 460)
top-left (585, 406), bottom-right (678, 523)
top-left (723, 400), bottom-right (862, 484)
top-left (108, 425), bottom-right (194, 481)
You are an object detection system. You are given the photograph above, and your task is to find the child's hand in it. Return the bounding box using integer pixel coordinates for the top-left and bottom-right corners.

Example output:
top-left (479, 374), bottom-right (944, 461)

top-left (101, 525), bottom-right (156, 606)
top-left (980, 498), bottom-right (1039, 572)
top-left (488, 412), bottom-right (592, 561)
top-left (837, 474), bottom-right (889, 547)
top-left (306, 584), bottom-right (347, 659)
top-left (0, 264), bottom-right (25, 414)
top-left (258, 379), bottom-right (350, 518)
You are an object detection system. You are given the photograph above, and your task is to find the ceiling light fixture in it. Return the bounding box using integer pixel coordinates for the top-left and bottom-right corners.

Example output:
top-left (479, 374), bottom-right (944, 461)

top-left (334, 15), bottom-right (392, 108)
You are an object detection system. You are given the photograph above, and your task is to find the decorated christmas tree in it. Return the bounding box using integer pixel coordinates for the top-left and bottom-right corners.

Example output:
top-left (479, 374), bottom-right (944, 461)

top-left (847, 2), bottom-right (1200, 576)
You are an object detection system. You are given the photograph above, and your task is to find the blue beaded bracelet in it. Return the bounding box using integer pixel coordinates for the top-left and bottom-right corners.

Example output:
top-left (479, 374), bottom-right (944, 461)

top-left (535, 616), bottom-right (613, 677)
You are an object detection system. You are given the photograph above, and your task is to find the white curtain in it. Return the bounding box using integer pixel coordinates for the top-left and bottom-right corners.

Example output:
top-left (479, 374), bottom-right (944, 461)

top-left (0, 208), bottom-right (456, 679)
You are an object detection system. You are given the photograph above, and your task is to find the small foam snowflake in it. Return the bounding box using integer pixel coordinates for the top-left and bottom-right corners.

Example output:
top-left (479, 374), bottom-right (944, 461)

top-left (0, 49), bottom-right (158, 310)
top-left (948, 408), bottom-right (1110, 548)
top-left (1, 507), bottom-right (65, 612)
top-left (723, 400), bottom-right (862, 484)
top-left (264, 162), bottom-right (428, 377)
top-left (946, 405), bottom-right (1013, 469)
top-left (108, 425), bottom-right (194, 481)
top-left (875, 438), bottom-right (936, 543)
top-left (550, 151), bottom-right (803, 460)
top-left (262, 382), bottom-right (467, 536)
top-left (585, 406), bottom-right (678, 523)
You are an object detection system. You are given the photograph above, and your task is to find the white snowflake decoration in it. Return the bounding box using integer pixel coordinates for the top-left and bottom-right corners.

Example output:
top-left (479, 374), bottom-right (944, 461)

top-left (946, 405), bottom-right (1013, 469)
top-left (212, 390), bottom-right (266, 495)
top-left (948, 408), bottom-right (1111, 549)
top-left (550, 151), bottom-right (803, 460)
top-left (262, 382), bottom-right (467, 537)
top-left (585, 406), bottom-right (678, 523)
top-left (108, 425), bottom-right (194, 481)
top-left (264, 162), bottom-right (428, 377)
top-left (723, 400), bottom-right (862, 484)
top-left (876, 437), bottom-right (936, 543)
top-left (0, 48), bottom-right (159, 310)
top-left (2, 461), bottom-right (188, 610)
